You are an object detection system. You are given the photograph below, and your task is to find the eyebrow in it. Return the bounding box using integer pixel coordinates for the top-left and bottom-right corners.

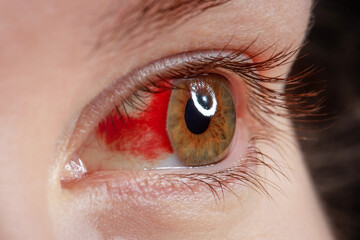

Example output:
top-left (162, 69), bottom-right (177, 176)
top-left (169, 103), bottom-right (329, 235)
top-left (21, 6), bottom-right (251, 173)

top-left (96, 0), bottom-right (231, 50)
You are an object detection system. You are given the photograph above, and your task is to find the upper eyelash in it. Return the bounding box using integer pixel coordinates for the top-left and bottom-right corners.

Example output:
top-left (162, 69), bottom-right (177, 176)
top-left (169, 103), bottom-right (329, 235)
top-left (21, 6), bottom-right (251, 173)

top-left (70, 45), bottom-right (318, 201)
top-left (117, 45), bottom-right (319, 125)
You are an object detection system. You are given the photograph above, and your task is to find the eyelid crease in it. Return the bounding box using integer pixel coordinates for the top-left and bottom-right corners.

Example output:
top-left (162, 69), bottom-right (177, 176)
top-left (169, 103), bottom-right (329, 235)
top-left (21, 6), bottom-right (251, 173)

top-left (97, 0), bottom-right (232, 51)
top-left (63, 44), bottom-right (318, 201)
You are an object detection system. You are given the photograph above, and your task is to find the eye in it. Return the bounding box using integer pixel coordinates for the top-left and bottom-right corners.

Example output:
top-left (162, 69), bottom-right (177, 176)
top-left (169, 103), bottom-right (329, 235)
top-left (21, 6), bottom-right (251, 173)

top-left (59, 49), bottom-right (311, 195)
top-left (62, 72), bottom-right (239, 180)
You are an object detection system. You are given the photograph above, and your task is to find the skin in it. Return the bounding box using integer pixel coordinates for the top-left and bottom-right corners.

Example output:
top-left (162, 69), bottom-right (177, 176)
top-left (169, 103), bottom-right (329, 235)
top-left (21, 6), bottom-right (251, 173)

top-left (0, 0), bottom-right (334, 239)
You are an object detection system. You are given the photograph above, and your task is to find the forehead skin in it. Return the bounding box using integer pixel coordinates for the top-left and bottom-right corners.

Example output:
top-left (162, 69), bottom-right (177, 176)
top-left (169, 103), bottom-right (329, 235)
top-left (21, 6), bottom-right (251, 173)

top-left (0, 0), bottom-right (333, 240)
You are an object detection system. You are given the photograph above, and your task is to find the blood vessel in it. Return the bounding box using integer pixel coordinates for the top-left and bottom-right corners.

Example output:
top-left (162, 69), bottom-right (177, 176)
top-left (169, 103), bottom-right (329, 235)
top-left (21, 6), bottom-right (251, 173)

top-left (97, 90), bottom-right (174, 160)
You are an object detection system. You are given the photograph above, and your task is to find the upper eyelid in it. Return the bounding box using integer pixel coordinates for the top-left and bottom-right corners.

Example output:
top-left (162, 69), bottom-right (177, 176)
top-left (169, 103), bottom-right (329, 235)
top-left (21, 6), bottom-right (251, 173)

top-left (77, 51), bottom-right (249, 122)
top-left (91, 45), bottom-right (299, 120)
top-left (93, 46), bottom-right (282, 113)
top-left (67, 50), bottom-right (245, 146)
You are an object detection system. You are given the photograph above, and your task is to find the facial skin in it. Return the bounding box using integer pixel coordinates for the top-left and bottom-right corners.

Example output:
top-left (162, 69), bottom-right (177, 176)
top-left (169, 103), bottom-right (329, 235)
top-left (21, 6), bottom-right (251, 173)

top-left (0, 0), bottom-right (334, 239)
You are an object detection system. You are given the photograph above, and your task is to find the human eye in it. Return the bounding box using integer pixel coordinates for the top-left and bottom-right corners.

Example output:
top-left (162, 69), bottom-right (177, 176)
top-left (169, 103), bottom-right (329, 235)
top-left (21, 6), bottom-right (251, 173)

top-left (57, 47), bottom-right (312, 200)
top-left (61, 51), bottom-right (249, 180)
top-left (68, 72), bottom-right (236, 171)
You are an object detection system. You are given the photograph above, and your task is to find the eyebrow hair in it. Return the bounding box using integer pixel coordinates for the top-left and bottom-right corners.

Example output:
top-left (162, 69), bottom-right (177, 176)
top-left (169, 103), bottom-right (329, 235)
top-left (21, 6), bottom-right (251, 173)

top-left (96, 0), bottom-right (231, 51)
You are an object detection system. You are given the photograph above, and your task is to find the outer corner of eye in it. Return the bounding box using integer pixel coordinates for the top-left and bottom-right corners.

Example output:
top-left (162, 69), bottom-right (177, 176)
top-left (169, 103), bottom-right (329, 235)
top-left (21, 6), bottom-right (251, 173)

top-left (60, 66), bottom-right (250, 185)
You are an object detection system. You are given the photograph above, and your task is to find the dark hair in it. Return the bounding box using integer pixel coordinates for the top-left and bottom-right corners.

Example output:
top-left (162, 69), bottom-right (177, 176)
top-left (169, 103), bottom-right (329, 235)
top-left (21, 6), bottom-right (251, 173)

top-left (290, 0), bottom-right (360, 239)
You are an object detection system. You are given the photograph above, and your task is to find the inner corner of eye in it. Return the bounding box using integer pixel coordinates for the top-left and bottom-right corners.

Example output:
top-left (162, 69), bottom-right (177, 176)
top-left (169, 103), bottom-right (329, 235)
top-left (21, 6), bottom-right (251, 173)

top-left (62, 74), bottom-right (239, 181)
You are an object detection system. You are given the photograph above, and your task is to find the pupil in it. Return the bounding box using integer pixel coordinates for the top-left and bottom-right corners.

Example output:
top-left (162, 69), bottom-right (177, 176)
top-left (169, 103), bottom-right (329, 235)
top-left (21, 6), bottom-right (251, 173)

top-left (196, 94), bottom-right (213, 110)
top-left (184, 96), bottom-right (211, 134)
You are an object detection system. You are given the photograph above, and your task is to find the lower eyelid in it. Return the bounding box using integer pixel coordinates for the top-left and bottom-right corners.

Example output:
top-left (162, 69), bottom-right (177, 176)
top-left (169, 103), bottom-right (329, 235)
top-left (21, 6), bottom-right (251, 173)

top-left (61, 148), bottom-right (255, 202)
top-left (61, 119), bottom-right (251, 187)
top-left (61, 117), bottom-right (264, 212)
top-left (62, 108), bottom-right (250, 180)
top-left (57, 166), bottom-right (259, 240)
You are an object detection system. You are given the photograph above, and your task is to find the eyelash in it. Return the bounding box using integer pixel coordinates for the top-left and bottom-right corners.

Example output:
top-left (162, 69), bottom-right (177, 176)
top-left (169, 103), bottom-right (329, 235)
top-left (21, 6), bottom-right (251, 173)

top-left (63, 45), bottom-right (317, 201)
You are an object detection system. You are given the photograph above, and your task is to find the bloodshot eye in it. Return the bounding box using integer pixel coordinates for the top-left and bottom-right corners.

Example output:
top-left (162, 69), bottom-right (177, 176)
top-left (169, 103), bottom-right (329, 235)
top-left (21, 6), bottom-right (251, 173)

top-left (62, 74), bottom-right (237, 181)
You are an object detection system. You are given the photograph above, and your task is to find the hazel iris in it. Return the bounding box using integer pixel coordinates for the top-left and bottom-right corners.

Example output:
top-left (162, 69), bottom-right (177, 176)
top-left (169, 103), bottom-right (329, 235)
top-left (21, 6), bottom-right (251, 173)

top-left (167, 74), bottom-right (236, 166)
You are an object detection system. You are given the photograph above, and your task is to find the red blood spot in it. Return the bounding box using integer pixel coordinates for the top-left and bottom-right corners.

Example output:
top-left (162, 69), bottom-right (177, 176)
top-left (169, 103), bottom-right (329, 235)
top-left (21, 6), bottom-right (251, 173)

top-left (97, 90), bottom-right (173, 161)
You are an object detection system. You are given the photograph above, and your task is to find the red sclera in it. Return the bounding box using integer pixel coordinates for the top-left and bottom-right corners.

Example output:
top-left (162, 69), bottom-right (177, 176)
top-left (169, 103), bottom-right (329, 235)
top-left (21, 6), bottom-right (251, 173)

top-left (97, 90), bottom-right (174, 161)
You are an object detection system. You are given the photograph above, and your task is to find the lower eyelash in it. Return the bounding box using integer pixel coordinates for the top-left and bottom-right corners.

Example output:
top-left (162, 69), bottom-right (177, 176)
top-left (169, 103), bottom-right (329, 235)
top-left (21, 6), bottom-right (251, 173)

top-left (61, 135), bottom-right (284, 203)
top-left (158, 136), bottom-right (287, 202)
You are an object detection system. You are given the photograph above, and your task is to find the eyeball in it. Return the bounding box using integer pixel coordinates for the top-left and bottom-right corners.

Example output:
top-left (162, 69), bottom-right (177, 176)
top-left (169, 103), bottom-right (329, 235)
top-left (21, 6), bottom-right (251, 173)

top-left (62, 73), bottom-right (237, 179)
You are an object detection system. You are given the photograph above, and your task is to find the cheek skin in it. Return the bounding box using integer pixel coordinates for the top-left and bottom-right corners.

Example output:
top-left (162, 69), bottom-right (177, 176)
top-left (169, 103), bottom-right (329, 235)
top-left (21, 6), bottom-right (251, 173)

top-left (53, 123), bottom-right (332, 240)
top-left (53, 172), bottom-right (259, 240)
top-left (0, 0), bottom-right (111, 239)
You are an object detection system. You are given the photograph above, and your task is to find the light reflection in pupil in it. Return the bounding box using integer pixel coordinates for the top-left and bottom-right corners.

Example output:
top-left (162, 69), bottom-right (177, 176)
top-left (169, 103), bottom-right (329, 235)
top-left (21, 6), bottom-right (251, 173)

top-left (185, 92), bottom-right (214, 135)
top-left (197, 94), bottom-right (213, 110)
top-left (190, 84), bottom-right (217, 117)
